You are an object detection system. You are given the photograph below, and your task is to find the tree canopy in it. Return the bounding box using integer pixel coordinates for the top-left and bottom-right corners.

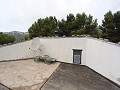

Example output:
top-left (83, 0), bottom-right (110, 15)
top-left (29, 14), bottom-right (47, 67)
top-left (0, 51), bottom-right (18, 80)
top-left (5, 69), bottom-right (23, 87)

top-left (28, 11), bottom-right (120, 43)
top-left (28, 13), bottom-right (100, 38)
top-left (28, 16), bottom-right (58, 38)
top-left (58, 13), bottom-right (100, 37)
top-left (100, 11), bottom-right (120, 43)
top-left (0, 32), bottom-right (16, 45)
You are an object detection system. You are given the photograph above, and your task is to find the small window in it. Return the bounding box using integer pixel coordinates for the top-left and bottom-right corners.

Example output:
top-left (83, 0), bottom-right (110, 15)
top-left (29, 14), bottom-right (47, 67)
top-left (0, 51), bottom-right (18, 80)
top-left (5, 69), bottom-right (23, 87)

top-left (73, 49), bottom-right (82, 64)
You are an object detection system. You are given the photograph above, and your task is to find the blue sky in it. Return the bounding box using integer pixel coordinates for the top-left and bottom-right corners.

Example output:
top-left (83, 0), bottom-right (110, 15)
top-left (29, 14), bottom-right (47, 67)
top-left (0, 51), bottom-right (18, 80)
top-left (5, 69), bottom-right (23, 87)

top-left (0, 0), bottom-right (120, 32)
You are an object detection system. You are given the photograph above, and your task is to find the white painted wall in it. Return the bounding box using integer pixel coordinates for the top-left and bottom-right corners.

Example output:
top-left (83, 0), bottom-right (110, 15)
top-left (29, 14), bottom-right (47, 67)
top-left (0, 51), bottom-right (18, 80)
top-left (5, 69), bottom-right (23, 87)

top-left (0, 38), bottom-right (87, 64)
top-left (39, 38), bottom-right (87, 64)
top-left (86, 38), bottom-right (120, 85)
top-left (0, 40), bottom-right (35, 61)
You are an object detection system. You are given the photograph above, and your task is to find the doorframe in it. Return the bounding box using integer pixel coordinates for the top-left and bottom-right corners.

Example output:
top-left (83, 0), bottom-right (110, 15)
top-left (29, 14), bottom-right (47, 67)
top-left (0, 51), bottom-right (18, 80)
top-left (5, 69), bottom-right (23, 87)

top-left (72, 49), bottom-right (82, 64)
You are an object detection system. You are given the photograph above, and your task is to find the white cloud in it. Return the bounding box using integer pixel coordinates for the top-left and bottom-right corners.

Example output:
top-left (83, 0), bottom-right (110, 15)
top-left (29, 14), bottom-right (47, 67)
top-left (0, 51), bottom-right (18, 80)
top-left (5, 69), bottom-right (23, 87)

top-left (0, 0), bottom-right (120, 32)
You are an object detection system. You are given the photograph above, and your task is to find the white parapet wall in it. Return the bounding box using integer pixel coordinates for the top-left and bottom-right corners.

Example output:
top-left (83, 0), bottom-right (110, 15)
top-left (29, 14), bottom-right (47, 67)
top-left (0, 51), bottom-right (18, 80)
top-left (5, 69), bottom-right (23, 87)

top-left (39, 37), bottom-right (87, 64)
top-left (0, 40), bottom-right (35, 61)
top-left (86, 38), bottom-right (120, 85)
top-left (0, 37), bottom-right (87, 64)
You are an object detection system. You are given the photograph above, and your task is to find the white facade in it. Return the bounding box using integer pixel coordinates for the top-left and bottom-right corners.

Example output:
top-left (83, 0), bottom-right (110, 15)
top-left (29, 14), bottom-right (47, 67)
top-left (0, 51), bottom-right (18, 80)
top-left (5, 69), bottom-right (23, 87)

top-left (39, 38), bottom-right (87, 64)
top-left (0, 37), bottom-right (120, 85)
top-left (0, 40), bottom-right (35, 61)
top-left (86, 38), bottom-right (120, 85)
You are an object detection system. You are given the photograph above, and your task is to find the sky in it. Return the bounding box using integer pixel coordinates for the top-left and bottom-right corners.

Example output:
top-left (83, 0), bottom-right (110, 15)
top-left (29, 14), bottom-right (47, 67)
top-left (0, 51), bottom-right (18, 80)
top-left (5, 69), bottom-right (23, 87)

top-left (0, 0), bottom-right (120, 32)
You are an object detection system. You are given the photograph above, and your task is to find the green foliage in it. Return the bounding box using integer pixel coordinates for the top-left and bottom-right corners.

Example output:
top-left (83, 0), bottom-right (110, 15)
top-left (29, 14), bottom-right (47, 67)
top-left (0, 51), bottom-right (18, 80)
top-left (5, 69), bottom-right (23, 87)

top-left (58, 13), bottom-right (99, 37)
top-left (0, 33), bottom-right (16, 45)
top-left (28, 16), bottom-right (58, 38)
top-left (24, 35), bottom-right (29, 40)
top-left (100, 11), bottom-right (120, 43)
top-left (28, 13), bottom-right (99, 38)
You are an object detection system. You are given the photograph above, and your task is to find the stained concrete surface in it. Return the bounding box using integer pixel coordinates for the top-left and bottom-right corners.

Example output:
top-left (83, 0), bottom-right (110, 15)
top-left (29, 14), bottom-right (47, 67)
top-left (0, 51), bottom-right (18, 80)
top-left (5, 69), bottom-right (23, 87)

top-left (0, 59), bottom-right (60, 90)
top-left (41, 63), bottom-right (120, 90)
top-left (0, 83), bottom-right (11, 90)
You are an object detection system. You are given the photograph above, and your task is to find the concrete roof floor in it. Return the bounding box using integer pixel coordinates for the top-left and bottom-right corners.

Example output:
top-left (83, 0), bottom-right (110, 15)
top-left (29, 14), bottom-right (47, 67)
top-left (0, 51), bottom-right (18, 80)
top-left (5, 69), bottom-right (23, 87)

top-left (0, 59), bottom-right (60, 90)
top-left (0, 83), bottom-right (11, 90)
top-left (41, 63), bottom-right (120, 90)
top-left (0, 60), bottom-right (120, 90)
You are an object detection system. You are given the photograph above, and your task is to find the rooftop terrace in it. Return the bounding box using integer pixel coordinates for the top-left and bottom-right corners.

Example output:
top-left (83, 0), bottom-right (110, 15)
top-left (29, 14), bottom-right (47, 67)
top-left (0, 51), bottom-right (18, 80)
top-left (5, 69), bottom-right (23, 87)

top-left (41, 63), bottom-right (120, 90)
top-left (0, 59), bottom-right (60, 90)
top-left (0, 37), bottom-right (120, 90)
top-left (0, 60), bottom-right (119, 90)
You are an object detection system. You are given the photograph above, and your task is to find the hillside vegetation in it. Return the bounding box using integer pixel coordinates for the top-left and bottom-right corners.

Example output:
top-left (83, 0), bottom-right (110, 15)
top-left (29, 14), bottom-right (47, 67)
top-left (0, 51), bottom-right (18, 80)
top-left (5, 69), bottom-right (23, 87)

top-left (0, 32), bottom-right (16, 45)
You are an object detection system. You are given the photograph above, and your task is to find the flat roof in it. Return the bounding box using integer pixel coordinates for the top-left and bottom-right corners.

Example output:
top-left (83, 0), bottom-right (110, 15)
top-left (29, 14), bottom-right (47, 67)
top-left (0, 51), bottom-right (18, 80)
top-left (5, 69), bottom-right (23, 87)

top-left (41, 63), bottom-right (120, 90)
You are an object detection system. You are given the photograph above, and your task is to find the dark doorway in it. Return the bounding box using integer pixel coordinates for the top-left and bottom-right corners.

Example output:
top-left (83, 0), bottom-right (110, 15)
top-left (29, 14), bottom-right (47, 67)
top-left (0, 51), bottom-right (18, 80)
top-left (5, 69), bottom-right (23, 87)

top-left (73, 49), bottom-right (82, 64)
